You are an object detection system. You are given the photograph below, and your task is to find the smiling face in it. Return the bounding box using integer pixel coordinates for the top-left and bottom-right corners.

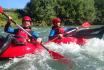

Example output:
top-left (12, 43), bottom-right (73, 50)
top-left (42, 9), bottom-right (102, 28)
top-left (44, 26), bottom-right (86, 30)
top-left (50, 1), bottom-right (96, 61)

top-left (22, 16), bottom-right (32, 27)
top-left (22, 21), bottom-right (31, 27)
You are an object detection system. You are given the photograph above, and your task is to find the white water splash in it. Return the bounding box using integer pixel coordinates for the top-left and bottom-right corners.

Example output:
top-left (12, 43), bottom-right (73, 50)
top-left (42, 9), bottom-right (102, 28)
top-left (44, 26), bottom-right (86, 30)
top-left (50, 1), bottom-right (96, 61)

top-left (0, 50), bottom-right (53, 70)
top-left (82, 38), bottom-right (104, 61)
top-left (45, 38), bottom-right (104, 70)
top-left (45, 42), bottom-right (83, 58)
top-left (0, 38), bottom-right (104, 70)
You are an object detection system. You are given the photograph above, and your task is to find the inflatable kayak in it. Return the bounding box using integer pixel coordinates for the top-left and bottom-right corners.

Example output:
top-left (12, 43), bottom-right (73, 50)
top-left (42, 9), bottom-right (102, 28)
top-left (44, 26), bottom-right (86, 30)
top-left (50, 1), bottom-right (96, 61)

top-left (48, 26), bottom-right (104, 45)
top-left (49, 37), bottom-right (86, 45)
top-left (0, 35), bottom-right (43, 58)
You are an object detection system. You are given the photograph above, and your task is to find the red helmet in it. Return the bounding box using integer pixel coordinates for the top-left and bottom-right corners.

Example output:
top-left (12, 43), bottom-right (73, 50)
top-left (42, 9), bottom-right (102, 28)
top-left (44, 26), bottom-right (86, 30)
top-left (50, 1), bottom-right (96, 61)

top-left (22, 16), bottom-right (32, 21)
top-left (82, 21), bottom-right (91, 28)
top-left (52, 18), bottom-right (61, 25)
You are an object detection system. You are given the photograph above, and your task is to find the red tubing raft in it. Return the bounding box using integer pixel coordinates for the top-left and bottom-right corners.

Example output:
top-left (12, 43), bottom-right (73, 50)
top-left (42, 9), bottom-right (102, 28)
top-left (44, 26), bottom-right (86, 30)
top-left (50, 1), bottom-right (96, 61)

top-left (0, 35), bottom-right (43, 58)
top-left (48, 27), bottom-right (104, 45)
top-left (48, 37), bottom-right (86, 45)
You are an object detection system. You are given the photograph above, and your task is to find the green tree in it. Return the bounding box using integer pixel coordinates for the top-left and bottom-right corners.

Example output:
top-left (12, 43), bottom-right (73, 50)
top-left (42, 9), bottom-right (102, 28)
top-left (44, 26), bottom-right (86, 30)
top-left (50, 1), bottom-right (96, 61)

top-left (24, 0), bottom-right (56, 26)
top-left (55, 0), bottom-right (96, 24)
top-left (94, 0), bottom-right (104, 25)
top-left (24, 0), bottom-right (96, 26)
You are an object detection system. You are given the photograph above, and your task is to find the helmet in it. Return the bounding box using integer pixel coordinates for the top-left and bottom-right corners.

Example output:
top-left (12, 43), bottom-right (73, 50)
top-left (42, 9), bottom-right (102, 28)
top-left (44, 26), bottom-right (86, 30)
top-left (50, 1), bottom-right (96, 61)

top-left (52, 18), bottom-right (61, 25)
top-left (82, 21), bottom-right (91, 28)
top-left (22, 16), bottom-right (32, 22)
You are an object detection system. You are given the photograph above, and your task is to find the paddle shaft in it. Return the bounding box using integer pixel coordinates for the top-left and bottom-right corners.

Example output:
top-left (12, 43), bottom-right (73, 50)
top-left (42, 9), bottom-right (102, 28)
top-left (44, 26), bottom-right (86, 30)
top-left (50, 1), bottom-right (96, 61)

top-left (40, 44), bottom-right (49, 51)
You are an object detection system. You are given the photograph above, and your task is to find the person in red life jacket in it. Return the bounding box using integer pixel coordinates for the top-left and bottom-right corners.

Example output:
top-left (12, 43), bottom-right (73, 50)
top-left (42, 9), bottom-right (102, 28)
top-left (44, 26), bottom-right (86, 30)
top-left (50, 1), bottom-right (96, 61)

top-left (49, 18), bottom-right (64, 40)
top-left (4, 16), bottom-right (42, 45)
top-left (49, 17), bottom-right (76, 40)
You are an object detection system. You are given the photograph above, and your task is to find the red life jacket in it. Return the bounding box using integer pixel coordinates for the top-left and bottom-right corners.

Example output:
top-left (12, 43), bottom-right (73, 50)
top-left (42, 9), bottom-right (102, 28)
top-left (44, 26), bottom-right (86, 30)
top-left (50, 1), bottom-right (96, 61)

top-left (15, 28), bottom-right (31, 44)
top-left (52, 26), bottom-right (65, 35)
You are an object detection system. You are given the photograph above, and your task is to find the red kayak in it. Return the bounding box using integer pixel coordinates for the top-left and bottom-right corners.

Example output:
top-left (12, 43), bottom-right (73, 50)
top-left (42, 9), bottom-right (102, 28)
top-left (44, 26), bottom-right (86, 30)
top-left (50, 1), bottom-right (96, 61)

top-left (0, 36), bottom-right (43, 58)
top-left (48, 26), bottom-right (104, 45)
top-left (49, 37), bottom-right (86, 45)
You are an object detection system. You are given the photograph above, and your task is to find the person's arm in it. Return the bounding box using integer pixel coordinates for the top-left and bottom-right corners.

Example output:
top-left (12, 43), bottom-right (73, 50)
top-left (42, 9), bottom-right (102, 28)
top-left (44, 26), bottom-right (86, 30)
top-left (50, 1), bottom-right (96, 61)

top-left (30, 31), bottom-right (39, 39)
top-left (49, 28), bottom-right (66, 40)
top-left (30, 31), bottom-right (42, 43)
top-left (4, 17), bottom-right (17, 34)
top-left (49, 30), bottom-right (56, 40)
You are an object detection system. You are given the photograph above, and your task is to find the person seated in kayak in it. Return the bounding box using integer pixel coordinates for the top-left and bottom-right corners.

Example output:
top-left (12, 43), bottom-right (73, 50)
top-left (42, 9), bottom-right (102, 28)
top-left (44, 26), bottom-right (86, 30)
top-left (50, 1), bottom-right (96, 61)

top-left (49, 17), bottom-right (77, 40)
top-left (4, 16), bottom-right (42, 45)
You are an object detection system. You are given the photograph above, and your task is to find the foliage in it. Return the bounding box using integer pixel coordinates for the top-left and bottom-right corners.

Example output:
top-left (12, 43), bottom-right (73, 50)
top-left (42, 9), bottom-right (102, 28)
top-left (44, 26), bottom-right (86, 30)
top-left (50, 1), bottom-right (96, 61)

top-left (24, 0), bottom-right (96, 26)
top-left (0, 10), bottom-right (21, 27)
top-left (24, 0), bottom-right (57, 26)
top-left (0, 0), bottom-right (104, 27)
top-left (55, 0), bottom-right (96, 24)
top-left (94, 0), bottom-right (104, 25)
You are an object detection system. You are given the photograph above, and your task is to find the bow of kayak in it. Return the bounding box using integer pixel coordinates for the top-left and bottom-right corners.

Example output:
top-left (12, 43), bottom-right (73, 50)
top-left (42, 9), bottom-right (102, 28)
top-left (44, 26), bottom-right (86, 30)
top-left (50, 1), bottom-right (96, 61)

top-left (0, 37), bottom-right (43, 58)
top-left (48, 37), bottom-right (86, 45)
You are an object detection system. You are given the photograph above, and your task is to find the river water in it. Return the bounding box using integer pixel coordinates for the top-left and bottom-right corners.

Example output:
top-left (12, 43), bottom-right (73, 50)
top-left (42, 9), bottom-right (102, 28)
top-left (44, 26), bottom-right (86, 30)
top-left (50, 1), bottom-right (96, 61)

top-left (0, 26), bottom-right (104, 70)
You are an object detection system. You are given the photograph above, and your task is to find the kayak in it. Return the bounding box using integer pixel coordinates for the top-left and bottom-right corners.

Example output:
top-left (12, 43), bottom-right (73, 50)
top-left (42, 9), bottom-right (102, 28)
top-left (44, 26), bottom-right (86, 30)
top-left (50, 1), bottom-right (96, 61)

top-left (48, 26), bottom-right (104, 45)
top-left (49, 37), bottom-right (86, 45)
top-left (0, 35), bottom-right (43, 58)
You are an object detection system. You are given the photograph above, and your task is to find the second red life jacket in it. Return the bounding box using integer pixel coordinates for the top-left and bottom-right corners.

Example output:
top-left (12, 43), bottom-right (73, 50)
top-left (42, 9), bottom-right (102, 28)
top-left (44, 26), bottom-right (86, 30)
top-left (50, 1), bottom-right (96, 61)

top-left (52, 26), bottom-right (65, 35)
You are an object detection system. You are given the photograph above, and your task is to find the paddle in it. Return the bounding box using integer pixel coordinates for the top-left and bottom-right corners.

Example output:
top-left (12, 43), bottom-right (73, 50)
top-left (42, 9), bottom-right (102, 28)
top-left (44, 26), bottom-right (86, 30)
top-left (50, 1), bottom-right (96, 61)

top-left (65, 21), bottom-right (91, 36)
top-left (72, 26), bottom-right (104, 39)
top-left (45, 22), bottom-right (91, 44)
top-left (0, 6), bottom-right (66, 60)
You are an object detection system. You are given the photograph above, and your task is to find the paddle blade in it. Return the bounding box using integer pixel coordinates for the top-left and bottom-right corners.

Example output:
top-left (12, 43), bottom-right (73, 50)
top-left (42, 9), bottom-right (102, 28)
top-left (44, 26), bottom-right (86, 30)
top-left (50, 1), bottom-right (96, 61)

top-left (0, 6), bottom-right (3, 13)
top-left (48, 50), bottom-right (73, 68)
top-left (48, 50), bottom-right (64, 60)
top-left (82, 21), bottom-right (91, 28)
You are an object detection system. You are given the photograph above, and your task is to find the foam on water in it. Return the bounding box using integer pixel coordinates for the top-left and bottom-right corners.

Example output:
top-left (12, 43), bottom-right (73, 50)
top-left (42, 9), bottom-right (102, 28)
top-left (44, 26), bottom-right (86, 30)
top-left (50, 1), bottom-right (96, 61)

top-left (0, 27), bottom-right (104, 70)
top-left (1, 38), bottom-right (104, 70)
top-left (82, 38), bottom-right (104, 61)
top-left (45, 38), bottom-right (104, 70)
